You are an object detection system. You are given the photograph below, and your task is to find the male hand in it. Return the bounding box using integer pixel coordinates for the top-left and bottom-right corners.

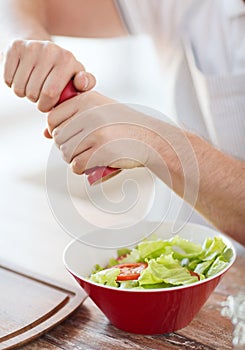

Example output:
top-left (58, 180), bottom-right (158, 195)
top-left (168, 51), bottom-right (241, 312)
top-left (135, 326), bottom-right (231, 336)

top-left (3, 39), bottom-right (96, 112)
top-left (46, 91), bottom-right (159, 174)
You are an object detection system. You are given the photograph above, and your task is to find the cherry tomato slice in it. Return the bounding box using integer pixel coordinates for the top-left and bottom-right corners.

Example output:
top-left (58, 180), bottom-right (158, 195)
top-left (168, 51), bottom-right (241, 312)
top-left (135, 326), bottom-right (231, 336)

top-left (114, 263), bottom-right (148, 281)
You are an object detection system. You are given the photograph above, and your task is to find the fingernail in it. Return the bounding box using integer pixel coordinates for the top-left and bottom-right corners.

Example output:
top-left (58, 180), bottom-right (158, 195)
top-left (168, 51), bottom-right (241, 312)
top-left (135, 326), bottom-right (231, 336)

top-left (83, 75), bottom-right (89, 90)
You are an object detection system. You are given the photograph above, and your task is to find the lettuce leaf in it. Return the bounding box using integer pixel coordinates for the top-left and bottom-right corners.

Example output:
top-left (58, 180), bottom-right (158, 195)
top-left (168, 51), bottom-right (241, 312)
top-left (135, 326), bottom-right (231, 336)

top-left (139, 254), bottom-right (198, 286)
top-left (89, 234), bottom-right (233, 289)
top-left (171, 235), bottom-right (203, 260)
top-left (137, 239), bottom-right (172, 260)
top-left (90, 267), bottom-right (120, 287)
top-left (194, 260), bottom-right (214, 275)
top-left (119, 248), bottom-right (141, 263)
top-left (206, 256), bottom-right (229, 278)
top-left (202, 237), bottom-right (226, 261)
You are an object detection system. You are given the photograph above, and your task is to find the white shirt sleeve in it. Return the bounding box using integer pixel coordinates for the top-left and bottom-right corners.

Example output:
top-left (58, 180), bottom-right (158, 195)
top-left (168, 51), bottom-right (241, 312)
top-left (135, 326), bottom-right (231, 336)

top-left (115, 0), bottom-right (195, 46)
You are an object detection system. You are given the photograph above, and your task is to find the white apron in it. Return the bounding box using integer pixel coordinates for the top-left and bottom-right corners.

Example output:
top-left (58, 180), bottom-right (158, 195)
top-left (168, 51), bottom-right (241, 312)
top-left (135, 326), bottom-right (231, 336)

top-left (146, 0), bottom-right (245, 231)
top-left (181, 1), bottom-right (245, 161)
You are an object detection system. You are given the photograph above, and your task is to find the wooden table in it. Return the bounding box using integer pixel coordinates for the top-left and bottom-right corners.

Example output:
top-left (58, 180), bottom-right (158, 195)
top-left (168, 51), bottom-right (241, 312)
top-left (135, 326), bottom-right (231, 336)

top-left (18, 255), bottom-right (244, 350)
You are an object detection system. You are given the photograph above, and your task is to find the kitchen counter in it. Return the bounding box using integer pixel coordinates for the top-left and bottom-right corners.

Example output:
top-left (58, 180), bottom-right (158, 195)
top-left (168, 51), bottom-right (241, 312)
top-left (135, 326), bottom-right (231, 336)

top-left (18, 255), bottom-right (245, 350)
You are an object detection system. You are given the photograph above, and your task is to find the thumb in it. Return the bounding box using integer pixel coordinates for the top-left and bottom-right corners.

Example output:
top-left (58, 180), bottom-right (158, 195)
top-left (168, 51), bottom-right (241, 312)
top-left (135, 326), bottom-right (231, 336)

top-left (73, 70), bottom-right (96, 92)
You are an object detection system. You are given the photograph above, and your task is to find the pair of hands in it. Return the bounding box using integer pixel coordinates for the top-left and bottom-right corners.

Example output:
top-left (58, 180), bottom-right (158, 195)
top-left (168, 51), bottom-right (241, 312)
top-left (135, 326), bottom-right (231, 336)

top-left (3, 39), bottom-right (158, 175)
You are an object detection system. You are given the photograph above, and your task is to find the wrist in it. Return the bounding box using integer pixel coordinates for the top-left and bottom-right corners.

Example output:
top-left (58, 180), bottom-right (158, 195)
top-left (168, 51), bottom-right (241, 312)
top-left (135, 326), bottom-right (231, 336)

top-left (20, 22), bottom-right (51, 41)
top-left (145, 123), bottom-right (196, 198)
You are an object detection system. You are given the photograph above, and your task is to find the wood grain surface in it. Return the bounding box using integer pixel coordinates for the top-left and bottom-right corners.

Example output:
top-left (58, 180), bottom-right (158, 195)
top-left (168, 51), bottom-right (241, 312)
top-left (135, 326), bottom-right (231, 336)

top-left (15, 255), bottom-right (244, 350)
top-left (0, 261), bottom-right (86, 350)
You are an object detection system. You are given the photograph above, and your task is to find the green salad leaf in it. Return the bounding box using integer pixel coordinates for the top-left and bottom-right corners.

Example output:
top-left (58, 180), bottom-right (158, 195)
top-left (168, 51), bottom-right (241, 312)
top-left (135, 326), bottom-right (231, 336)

top-left (88, 235), bottom-right (233, 289)
top-left (90, 267), bottom-right (120, 287)
top-left (171, 236), bottom-right (203, 260)
top-left (138, 255), bottom-right (198, 286)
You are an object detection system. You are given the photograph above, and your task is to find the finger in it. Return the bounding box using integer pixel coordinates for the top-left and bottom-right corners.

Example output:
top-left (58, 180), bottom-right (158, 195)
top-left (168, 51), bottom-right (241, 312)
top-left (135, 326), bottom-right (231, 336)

top-left (49, 104), bottom-right (99, 146)
top-left (11, 51), bottom-right (39, 98)
top-left (73, 71), bottom-right (96, 92)
top-left (37, 62), bottom-right (85, 113)
top-left (25, 43), bottom-right (62, 105)
top-left (3, 41), bottom-right (22, 87)
top-left (49, 91), bottom-right (116, 144)
top-left (70, 149), bottom-right (94, 175)
top-left (59, 132), bottom-right (95, 163)
top-left (47, 99), bottom-right (79, 135)
top-left (43, 128), bottom-right (52, 139)
top-left (25, 63), bottom-right (54, 103)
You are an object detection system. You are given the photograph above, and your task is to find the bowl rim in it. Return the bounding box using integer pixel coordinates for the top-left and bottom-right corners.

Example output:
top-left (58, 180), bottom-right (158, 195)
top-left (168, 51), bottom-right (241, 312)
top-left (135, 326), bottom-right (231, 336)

top-left (63, 221), bottom-right (237, 293)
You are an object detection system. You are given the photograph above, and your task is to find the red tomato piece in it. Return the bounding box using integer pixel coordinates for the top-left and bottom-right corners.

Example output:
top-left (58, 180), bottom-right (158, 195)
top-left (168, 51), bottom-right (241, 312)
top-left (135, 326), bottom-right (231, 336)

top-left (115, 263), bottom-right (148, 281)
top-left (116, 254), bottom-right (128, 263)
top-left (189, 270), bottom-right (200, 281)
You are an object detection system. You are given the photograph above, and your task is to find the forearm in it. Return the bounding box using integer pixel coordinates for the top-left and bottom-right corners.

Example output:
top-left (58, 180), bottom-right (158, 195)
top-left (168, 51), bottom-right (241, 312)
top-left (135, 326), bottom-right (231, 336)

top-left (0, 0), bottom-right (126, 51)
top-left (0, 0), bottom-right (50, 50)
top-left (149, 124), bottom-right (245, 245)
top-left (189, 135), bottom-right (245, 244)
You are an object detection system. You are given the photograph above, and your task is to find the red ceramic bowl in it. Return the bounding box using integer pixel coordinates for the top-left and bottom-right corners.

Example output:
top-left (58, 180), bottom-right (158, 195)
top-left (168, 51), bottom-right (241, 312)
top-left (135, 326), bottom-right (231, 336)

top-left (63, 222), bottom-right (236, 334)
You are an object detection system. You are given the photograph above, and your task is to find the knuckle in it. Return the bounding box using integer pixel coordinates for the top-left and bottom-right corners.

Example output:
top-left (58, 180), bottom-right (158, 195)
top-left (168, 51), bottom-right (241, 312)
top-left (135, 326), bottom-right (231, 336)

top-left (44, 42), bottom-right (74, 63)
top-left (42, 85), bottom-right (59, 100)
top-left (47, 112), bottom-right (56, 132)
top-left (71, 158), bottom-right (83, 174)
top-left (26, 90), bottom-right (38, 102)
top-left (25, 40), bottom-right (40, 53)
top-left (5, 39), bottom-right (23, 60)
top-left (52, 128), bottom-right (61, 145)
top-left (11, 39), bottom-right (23, 50)
top-left (52, 127), bottom-right (59, 138)
top-left (61, 49), bottom-right (74, 64)
top-left (43, 41), bottom-right (58, 54)
top-left (13, 86), bottom-right (25, 97)
top-left (60, 144), bottom-right (71, 163)
top-left (38, 103), bottom-right (51, 113)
